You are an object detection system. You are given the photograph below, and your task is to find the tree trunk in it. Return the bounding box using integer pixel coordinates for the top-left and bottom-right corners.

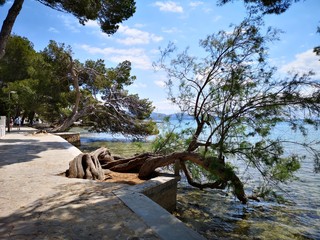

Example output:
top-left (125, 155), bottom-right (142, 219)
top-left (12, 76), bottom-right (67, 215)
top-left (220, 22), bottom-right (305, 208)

top-left (67, 152), bottom-right (105, 180)
top-left (50, 56), bottom-right (96, 133)
top-left (0, 0), bottom-right (24, 59)
top-left (66, 148), bottom-right (248, 203)
top-left (180, 160), bottom-right (226, 190)
top-left (51, 108), bottom-right (85, 132)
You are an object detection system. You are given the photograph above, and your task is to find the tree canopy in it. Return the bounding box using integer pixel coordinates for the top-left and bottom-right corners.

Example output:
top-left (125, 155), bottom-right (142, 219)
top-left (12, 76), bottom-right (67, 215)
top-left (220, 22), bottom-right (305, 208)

top-left (35, 0), bottom-right (135, 35)
top-left (0, 35), bottom-right (157, 137)
top-left (218, 0), bottom-right (301, 14)
top-left (153, 16), bottom-right (320, 203)
top-left (0, 0), bottom-right (136, 59)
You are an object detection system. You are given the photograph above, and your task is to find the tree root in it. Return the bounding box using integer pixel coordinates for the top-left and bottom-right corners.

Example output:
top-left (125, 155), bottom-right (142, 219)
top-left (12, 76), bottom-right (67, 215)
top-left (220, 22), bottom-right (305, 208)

top-left (66, 147), bottom-right (248, 203)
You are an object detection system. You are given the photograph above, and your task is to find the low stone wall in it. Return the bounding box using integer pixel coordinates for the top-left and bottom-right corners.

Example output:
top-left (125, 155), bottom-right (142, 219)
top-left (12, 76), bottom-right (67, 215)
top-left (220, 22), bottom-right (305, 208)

top-left (54, 132), bottom-right (81, 146)
top-left (0, 116), bottom-right (6, 138)
top-left (129, 175), bottom-right (179, 212)
top-left (114, 175), bottom-right (205, 239)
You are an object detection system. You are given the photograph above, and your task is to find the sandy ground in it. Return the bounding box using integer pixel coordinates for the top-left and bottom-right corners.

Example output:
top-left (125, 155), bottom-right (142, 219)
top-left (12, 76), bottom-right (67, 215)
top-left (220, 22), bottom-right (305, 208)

top-left (103, 171), bottom-right (146, 185)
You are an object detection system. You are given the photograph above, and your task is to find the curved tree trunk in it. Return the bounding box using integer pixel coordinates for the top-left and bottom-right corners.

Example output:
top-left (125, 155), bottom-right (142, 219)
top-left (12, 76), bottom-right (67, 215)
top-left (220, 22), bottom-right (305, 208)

top-left (180, 160), bottom-right (227, 190)
top-left (51, 104), bottom-right (94, 132)
top-left (0, 0), bottom-right (24, 59)
top-left (50, 55), bottom-right (96, 133)
top-left (66, 152), bottom-right (105, 180)
top-left (66, 147), bottom-right (248, 203)
top-left (51, 57), bottom-right (81, 133)
top-left (138, 151), bottom-right (248, 203)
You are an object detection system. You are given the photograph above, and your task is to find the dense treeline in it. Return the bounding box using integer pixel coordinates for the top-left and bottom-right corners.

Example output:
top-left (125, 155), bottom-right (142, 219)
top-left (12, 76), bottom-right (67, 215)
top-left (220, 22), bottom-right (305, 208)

top-left (0, 35), bottom-right (157, 135)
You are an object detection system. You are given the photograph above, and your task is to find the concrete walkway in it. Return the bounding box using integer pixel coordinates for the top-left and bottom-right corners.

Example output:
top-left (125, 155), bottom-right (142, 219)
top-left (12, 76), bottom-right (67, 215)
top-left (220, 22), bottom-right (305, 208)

top-left (0, 127), bottom-right (205, 240)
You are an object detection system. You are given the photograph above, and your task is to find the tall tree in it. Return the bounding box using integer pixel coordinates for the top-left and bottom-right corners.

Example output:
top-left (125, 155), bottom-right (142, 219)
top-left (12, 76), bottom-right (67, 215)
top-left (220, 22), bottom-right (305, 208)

top-left (0, 35), bottom-right (39, 121)
top-left (0, 36), bottom-right (157, 137)
top-left (0, 0), bottom-right (23, 59)
top-left (39, 40), bottom-right (157, 135)
top-left (0, 0), bottom-right (136, 59)
top-left (0, 34), bottom-right (36, 83)
top-left (66, 16), bottom-right (319, 204)
top-left (218, 0), bottom-right (320, 59)
top-left (149, 16), bottom-right (319, 203)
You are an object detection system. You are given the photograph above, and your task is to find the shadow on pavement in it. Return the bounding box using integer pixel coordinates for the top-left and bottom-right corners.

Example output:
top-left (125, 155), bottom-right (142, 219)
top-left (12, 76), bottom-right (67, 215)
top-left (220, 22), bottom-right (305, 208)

top-left (0, 182), bottom-right (159, 240)
top-left (0, 133), bottom-right (80, 168)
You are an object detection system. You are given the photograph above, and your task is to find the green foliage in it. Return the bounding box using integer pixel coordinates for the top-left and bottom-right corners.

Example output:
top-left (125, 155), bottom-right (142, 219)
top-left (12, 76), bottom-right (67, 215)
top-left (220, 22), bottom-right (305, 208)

top-left (0, 35), bottom-right (37, 83)
top-left (80, 141), bottom-right (153, 157)
top-left (152, 131), bottom-right (183, 154)
top-left (218, 0), bottom-right (301, 15)
top-left (39, 40), bottom-right (157, 136)
top-left (270, 155), bottom-right (300, 182)
top-left (35, 0), bottom-right (136, 35)
top-left (186, 162), bottom-right (210, 182)
top-left (152, 118), bottom-right (190, 154)
top-left (0, 0), bottom-right (136, 64)
top-left (156, 15), bottom-right (320, 199)
top-left (0, 35), bottom-right (157, 137)
top-left (0, 35), bottom-right (39, 118)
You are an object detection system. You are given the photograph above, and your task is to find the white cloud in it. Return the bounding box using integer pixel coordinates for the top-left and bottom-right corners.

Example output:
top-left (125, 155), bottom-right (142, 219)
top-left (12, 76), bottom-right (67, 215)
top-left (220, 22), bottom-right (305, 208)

top-left (48, 27), bottom-right (59, 33)
top-left (280, 49), bottom-right (320, 78)
top-left (117, 25), bottom-right (163, 45)
top-left (155, 80), bottom-right (166, 88)
top-left (78, 44), bottom-right (153, 70)
top-left (213, 15), bottom-right (222, 22)
top-left (153, 99), bottom-right (180, 114)
top-left (189, 1), bottom-right (204, 7)
top-left (161, 27), bottom-right (180, 34)
top-left (134, 23), bottom-right (146, 28)
top-left (85, 20), bottom-right (100, 28)
top-left (131, 82), bottom-right (148, 89)
top-left (154, 1), bottom-right (183, 13)
top-left (58, 15), bottom-right (81, 33)
top-left (58, 16), bottom-right (99, 33)
top-left (203, 7), bottom-right (213, 13)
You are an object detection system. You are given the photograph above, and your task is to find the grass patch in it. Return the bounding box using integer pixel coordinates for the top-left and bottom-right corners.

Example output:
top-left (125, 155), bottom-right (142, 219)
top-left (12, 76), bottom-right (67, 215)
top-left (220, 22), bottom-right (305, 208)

top-left (79, 141), bottom-right (153, 157)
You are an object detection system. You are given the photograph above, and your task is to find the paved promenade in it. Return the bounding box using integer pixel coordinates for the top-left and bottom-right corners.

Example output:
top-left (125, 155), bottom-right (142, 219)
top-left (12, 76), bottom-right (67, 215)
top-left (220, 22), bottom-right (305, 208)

top-left (0, 127), bottom-right (205, 240)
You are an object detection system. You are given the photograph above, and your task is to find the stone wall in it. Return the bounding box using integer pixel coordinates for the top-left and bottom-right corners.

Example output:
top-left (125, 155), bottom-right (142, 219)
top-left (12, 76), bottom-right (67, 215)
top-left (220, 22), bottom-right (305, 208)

top-left (129, 175), bottom-right (179, 212)
top-left (0, 116), bottom-right (6, 138)
top-left (113, 175), bottom-right (206, 239)
top-left (53, 132), bottom-right (81, 146)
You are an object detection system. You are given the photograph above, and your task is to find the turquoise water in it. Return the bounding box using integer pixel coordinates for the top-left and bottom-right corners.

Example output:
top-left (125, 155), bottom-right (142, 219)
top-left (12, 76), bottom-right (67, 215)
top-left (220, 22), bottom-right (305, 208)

top-left (72, 122), bottom-right (320, 239)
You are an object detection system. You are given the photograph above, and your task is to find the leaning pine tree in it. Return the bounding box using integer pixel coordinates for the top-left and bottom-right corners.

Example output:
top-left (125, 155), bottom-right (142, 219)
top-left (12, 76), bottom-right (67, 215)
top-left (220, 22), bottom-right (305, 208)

top-left (68, 16), bottom-right (320, 203)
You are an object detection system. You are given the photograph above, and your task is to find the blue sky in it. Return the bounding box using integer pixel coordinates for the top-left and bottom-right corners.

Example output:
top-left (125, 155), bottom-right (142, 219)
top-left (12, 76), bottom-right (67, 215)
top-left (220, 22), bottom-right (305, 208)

top-left (1, 0), bottom-right (319, 114)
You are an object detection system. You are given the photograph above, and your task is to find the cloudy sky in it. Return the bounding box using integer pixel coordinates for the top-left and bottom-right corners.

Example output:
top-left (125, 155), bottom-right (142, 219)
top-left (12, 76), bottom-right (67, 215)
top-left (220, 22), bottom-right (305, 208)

top-left (1, 0), bottom-right (319, 113)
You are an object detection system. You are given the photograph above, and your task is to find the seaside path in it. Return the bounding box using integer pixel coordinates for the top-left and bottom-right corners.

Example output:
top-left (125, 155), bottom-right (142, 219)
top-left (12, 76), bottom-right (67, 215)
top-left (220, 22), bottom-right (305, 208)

top-left (0, 127), bottom-right (205, 240)
top-left (0, 127), bottom-right (160, 239)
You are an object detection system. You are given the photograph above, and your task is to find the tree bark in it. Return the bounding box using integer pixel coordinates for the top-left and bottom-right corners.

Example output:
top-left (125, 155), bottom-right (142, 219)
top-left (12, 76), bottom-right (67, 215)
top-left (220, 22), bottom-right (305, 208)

top-left (50, 55), bottom-right (97, 133)
top-left (51, 56), bottom-right (83, 132)
top-left (137, 151), bottom-right (247, 203)
top-left (180, 160), bottom-right (227, 190)
top-left (66, 147), bottom-right (248, 203)
top-left (0, 0), bottom-right (24, 59)
top-left (67, 153), bottom-right (105, 180)
top-left (51, 104), bottom-right (94, 132)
